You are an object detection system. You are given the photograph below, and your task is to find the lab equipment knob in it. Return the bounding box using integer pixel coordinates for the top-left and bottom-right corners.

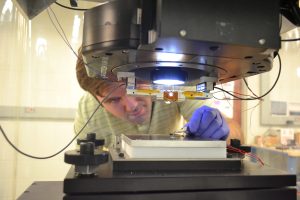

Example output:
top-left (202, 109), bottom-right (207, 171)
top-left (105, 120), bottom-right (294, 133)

top-left (65, 132), bottom-right (108, 175)
top-left (77, 132), bottom-right (105, 147)
top-left (80, 142), bottom-right (95, 155)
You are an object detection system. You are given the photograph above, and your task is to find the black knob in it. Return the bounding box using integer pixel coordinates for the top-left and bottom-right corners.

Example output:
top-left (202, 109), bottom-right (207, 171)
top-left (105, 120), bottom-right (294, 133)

top-left (80, 142), bottom-right (95, 155)
top-left (65, 141), bottom-right (108, 166)
top-left (86, 133), bottom-right (96, 141)
top-left (77, 132), bottom-right (105, 147)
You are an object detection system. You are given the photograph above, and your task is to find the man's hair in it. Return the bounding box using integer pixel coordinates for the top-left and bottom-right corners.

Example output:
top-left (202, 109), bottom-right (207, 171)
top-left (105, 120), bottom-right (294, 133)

top-left (76, 48), bottom-right (111, 96)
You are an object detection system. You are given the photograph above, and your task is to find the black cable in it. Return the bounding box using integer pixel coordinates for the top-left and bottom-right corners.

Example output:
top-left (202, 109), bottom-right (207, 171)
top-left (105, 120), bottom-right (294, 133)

top-left (0, 1), bottom-right (122, 159)
top-left (211, 91), bottom-right (254, 98)
top-left (0, 105), bottom-right (98, 159)
top-left (48, 7), bottom-right (71, 47)
top-left (47, 5), bottom-right (104, 76)
top-left (213, 85), bottom-right (258, 100)
top-left (55, 2), bottom-right (88, 11)
top-left (46, 5), bottom-right (105, 77)
top-left (213, 84), bottom-right (259, 101)
top-left (214, 53), bottom-right (282, 100)
top-left (213, 95), bottom-right (254, 101)
top-left (48, 2), bottom-right (122, 79)
top-left (46, 7), bottom-right (79, 60)
top-left (213, 84), bottom-right (251, 101)
top-left (212, 90), bottom-right (255, 98)
top-left (0, 84), bottom-right (125, 159)
top-left (281, 38), bottom-right (300, 42)
top-left (243, 78), bottom-right (259, 98)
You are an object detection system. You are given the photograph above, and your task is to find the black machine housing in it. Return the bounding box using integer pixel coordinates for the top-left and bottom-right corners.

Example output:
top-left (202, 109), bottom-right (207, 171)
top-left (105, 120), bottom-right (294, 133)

top-left (82, 0), bottom-right (284, 85)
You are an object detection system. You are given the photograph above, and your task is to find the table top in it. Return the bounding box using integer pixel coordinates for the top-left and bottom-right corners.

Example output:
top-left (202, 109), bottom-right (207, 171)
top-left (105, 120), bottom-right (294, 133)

top-left (253, 145), bottom-right (300, 157)
top-left (17, 181), bottom-right (63, 200)
top-left (17, 181), bottom-right (300, 200)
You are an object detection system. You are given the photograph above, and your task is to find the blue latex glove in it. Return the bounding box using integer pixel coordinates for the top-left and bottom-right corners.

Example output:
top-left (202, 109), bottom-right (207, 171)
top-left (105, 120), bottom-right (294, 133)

top-left (186, 105), bottom-right (229, 140)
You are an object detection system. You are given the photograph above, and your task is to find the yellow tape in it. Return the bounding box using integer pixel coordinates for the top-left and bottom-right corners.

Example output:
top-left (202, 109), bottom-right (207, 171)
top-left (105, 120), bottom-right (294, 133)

top-left (182, 91), bottom-right (205, 98)
top-left (135, 89), bottom-right (160, 95)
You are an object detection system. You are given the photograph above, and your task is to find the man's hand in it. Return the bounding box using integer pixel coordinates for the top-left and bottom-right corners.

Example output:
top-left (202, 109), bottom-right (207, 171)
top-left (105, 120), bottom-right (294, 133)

top-left (186, 105), bottom-right (229, 140)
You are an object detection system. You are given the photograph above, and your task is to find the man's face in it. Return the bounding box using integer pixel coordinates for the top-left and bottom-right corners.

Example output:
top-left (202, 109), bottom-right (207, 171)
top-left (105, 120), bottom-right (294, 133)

top-left (96, 82), bottom-right (152, 124)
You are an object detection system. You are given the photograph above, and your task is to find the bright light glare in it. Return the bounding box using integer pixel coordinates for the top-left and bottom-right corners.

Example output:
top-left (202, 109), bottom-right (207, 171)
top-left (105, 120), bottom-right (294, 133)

top-left (156, 52), bottom-right (184, 61)
top-left (35, 37), bottom-right (47, 57)
top-left (72, 15), bottom-right (81, 43)
top-left (153, 79), bottom-right (185, 85)
top-left (1, 0), bottom-right (13, 22)
top-left (297, 67), bottom-right (300, 78)
top-left (2, 0), bottom-right (12, 15)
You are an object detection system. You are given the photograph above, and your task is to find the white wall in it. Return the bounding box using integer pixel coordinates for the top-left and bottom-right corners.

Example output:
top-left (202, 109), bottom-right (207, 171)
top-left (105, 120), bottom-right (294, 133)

top-left (0, 1), bottom-right (85, 199)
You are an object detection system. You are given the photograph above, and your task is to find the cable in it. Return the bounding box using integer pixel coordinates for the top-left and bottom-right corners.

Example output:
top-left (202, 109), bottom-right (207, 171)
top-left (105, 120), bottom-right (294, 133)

top-left (241, 99), bottom-right (262, 113)
top-left (227, 145), bottom-right (264, 166)
top-left (1, 1), bottom-right (119, 159)
top-left (0, 106), bottom-right (98, 159)
top-left (214, 53), bottom-right (282, 100)
top-left (48, 2), bottom-right (129, 80)
top-left (47, 5), bottom-right (105, 78)
top-left (281, 38), bottom-right (300, 42)
top-left (46, 7), bottom-right (79, 59)
top-left (212, 90), bottom-right (257, 100)
top-left (48, 7), bottom-right (71, 47)
top-left (243, 78), bottom-right (259, 98)
top-left (46, 5), bottom-right (106, 77)
top-left (212, 90), bottom-right (256, 98)
top-left (220, 83), bottom-right (232, 107)
top-left (0, 84), bottom-right (125, 159)
top-left (55, 2), bottom-right (88, 11)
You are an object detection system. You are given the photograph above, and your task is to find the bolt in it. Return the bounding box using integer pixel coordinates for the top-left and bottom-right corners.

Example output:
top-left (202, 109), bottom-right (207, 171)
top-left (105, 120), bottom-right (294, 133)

top-left (258, 39), bottom-right (266, 45)
top-left (179, 29), bottom-right (187, 37)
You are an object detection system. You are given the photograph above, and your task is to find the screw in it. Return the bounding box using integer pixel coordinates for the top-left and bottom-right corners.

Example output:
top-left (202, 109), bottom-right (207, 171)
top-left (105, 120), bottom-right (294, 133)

top-left (258, 39), bottom-right (266, 45)
top-left (179, 29), bottom-right (187, 37)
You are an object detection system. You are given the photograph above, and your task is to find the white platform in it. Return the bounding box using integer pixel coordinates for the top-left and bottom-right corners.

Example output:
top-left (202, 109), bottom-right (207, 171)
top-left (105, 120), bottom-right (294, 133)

top-left (121, 134), bottom-right (227, 159)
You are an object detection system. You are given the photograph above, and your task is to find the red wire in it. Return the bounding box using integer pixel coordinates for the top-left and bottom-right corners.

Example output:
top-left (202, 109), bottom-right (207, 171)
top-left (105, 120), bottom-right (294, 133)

top-left (227, 146), bottom-right (264, 166)
top-left (227, 146), bottom-right (259, 164)
top-left (227, 145), bottom-right (264, 166)
top-left (227, 146), bottom-right (257, 162)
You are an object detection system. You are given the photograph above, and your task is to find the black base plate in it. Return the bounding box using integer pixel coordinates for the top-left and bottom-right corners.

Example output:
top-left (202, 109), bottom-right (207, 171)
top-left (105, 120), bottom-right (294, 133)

top-left (63, 157), bottom-right (296, 200)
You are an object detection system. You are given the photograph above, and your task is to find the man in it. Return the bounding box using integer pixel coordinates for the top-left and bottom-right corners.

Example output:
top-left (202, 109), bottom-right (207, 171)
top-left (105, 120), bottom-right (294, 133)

top-left (74, 51), bottom-right (229, 147)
